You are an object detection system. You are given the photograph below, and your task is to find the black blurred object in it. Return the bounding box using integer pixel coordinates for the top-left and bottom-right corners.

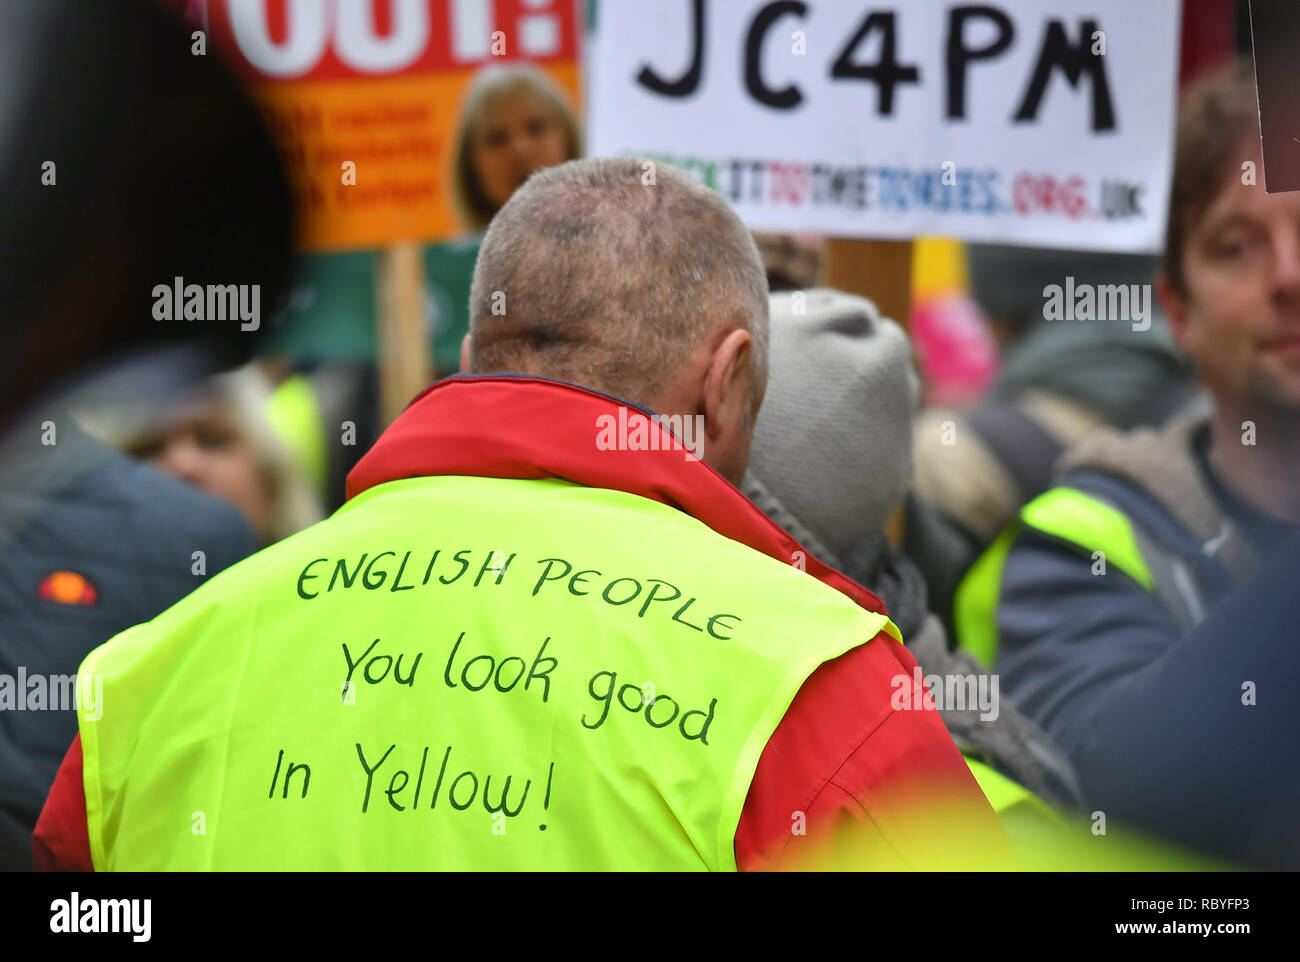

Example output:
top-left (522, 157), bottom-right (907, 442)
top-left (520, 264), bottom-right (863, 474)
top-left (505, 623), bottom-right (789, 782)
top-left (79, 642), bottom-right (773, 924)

top-left (1236, 0), bottom-right (1254, 52)
top-left (0, 0), bottom-right (293, 869)
top-left (0, 0), bottom-right (294, 426)
top-left (1248, 0), bottom-right (1300, 193)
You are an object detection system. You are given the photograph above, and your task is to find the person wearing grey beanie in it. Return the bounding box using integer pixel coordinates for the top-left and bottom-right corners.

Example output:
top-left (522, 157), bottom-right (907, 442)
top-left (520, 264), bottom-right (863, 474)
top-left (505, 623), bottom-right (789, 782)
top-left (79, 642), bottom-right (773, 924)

top-left (742, 288), bottom-right (925, 635)
top-left (743, 288), bottom-right (1083, 815)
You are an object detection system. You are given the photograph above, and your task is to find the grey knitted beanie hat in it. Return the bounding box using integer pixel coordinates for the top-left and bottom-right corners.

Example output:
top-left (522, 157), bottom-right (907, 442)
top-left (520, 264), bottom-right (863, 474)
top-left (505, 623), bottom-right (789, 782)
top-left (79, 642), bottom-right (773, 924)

top-left (743, 288), bottom-right (918, 562)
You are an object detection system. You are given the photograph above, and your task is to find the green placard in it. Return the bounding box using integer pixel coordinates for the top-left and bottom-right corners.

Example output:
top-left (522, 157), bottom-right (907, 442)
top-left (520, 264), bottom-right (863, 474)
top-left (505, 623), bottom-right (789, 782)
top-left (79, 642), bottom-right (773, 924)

top-left (261, 237), bottom-right (481, 376)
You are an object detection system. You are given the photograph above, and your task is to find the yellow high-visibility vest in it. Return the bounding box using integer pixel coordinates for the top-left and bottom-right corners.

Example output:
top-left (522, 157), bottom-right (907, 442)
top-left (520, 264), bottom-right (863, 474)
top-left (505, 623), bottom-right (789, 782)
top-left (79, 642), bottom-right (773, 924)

top-left (78, 475), bottom-right (899, 870)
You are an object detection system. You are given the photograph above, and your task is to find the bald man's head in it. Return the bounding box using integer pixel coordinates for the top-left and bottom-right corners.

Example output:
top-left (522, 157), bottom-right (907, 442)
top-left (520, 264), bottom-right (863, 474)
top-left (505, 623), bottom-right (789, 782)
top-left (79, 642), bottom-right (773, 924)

top-left (467, 158), bottom-right (769, 413)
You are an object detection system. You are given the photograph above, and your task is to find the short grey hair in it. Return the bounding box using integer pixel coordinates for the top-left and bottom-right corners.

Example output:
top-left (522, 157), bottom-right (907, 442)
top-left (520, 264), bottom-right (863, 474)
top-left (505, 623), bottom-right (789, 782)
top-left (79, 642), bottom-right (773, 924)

top-left (468, 157), bottom-right (769, 406)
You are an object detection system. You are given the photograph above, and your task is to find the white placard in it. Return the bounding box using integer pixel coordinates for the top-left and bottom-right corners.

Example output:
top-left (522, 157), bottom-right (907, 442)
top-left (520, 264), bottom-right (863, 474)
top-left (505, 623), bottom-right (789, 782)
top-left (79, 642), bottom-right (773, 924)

top-left (588, 0), bottom-right (1181, 251)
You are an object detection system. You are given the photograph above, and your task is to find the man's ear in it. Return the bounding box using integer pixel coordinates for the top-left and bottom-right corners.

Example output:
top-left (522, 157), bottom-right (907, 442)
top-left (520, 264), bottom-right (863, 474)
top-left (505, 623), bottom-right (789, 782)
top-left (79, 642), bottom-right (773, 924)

top-left (700, 328), bottom-right (753, 439)
top-left (1156, 274), bottom-right (1192, 353)
top-left (459, 333), bottom-right (472, 374)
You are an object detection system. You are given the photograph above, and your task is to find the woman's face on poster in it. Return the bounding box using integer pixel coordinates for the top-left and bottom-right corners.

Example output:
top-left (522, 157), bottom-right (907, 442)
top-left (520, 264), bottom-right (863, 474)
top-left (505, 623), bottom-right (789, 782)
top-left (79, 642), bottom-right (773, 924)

top-left (470, 90), bottom-right (570, 213)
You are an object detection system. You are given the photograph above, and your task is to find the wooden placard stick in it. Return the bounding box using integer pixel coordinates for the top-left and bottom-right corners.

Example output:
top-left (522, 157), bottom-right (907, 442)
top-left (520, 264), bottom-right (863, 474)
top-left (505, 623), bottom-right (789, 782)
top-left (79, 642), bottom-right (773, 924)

top-left (820, 237), bottom-right (914, 332)
top-left (375, 242), bottom-right (432, 427)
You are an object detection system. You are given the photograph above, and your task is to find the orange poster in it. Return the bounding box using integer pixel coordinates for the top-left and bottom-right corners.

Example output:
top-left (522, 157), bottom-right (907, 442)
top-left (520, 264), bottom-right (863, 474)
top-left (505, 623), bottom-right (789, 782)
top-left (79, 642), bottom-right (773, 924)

top-left (204, 0), bottom-right (583, 251)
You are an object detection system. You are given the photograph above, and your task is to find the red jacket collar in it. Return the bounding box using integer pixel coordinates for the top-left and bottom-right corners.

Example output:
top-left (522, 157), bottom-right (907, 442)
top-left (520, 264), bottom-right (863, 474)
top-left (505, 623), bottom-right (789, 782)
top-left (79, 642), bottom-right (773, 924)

top-left (347, 375), bottom-right (886, 616)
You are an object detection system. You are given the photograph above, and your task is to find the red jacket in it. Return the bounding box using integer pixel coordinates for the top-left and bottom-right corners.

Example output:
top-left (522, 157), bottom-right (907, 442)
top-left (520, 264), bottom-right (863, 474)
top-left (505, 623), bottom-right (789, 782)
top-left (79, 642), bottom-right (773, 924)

top-left (35, 375), bottom-right (1006, 870)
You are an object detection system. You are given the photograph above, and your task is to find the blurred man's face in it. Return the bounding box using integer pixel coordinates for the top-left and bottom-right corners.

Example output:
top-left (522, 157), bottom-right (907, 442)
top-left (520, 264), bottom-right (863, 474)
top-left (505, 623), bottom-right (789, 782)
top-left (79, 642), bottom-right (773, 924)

top-left (1166, 141), bottom-right (1300, 413)
top-left (130, 399), bottom-right (270, 539)
top-left (471, 92), bottom-right (570, 214)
